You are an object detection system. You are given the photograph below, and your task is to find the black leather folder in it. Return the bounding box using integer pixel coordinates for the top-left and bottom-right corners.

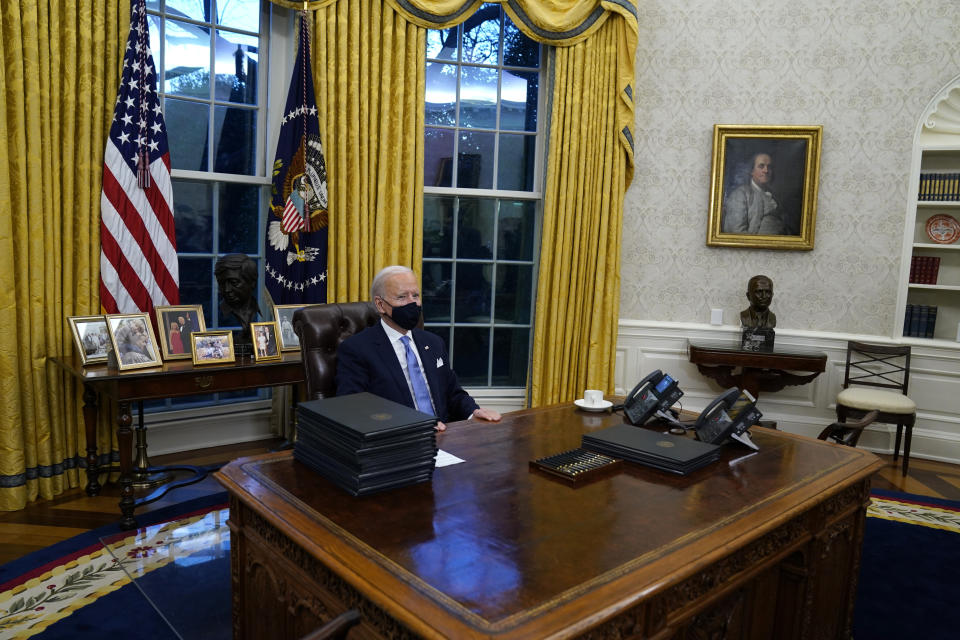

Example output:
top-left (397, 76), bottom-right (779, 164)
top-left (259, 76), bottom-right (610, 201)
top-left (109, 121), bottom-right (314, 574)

top-left (582, 424), bottom-right (720, 475)
top-left (298, 392), bottom-right (436, 443)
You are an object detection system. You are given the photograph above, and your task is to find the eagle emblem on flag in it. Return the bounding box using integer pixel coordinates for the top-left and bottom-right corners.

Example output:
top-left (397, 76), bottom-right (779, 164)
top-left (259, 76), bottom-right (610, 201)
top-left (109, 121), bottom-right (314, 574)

top-left (268, 133), bottom-right (328, 265)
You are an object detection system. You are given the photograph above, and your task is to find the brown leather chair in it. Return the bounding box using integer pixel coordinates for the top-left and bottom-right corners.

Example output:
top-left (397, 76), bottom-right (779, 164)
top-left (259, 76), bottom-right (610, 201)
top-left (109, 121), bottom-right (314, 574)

top-left (293, 302), bottom-right (380, 400)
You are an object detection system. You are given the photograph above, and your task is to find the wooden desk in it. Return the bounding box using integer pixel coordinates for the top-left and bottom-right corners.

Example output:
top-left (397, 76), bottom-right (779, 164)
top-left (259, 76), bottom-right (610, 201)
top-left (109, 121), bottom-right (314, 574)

top-left (216, 403), bottom-right (880, 639)
top-left (688, 341), bottom-right (828, 398)
top-left (50, 353), bottom-right (304, 528)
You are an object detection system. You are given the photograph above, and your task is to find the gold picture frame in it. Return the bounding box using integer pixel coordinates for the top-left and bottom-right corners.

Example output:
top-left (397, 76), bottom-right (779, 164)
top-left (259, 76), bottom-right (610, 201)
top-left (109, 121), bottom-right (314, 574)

top-left (154, 305), bottom-right (206, 360)
top-left (251, 321), bottom-right (281, 362)
top-left (272, 304), bottom-right (304, 351)
top-left (707, 125), bottom-right (822, 250)
top-left (67, 315), bottom-right (111, 365)
top-left (105, 313), bottom-right (163, 371)
top-left (190, 330), bottom-right (236, 365)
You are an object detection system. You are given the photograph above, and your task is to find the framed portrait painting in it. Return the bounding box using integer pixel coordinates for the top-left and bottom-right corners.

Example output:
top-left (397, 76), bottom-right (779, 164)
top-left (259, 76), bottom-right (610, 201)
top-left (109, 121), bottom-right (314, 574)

top-left (105, 313), bottom-right (162, 371)
top-left (191, 330), bottom-right (236, 365)
top-left (707, 125), bottom-right (822, 250)
top-left (68, 315), bottom-right (111, 365)
top-left (154, 305), bottom-right (206, 360)
top-left (273, 304), bottom-right (304, 351)
top-left (250, 321), bottom-right (281, 362)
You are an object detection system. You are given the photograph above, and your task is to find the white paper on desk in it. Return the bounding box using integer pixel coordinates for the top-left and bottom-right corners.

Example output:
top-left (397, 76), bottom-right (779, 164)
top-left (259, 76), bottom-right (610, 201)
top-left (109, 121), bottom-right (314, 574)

top-left (435, 449), bottom-right (465, 467)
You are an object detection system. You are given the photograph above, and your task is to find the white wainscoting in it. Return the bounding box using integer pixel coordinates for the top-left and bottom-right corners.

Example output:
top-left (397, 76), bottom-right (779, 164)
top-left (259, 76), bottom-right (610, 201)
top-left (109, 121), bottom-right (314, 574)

top-left (616, 321), bottom-right (960, 465)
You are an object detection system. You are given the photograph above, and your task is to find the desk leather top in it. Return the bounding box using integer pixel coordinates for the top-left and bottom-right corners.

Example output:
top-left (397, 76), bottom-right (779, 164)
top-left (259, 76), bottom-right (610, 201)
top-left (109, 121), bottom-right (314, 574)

top-left (217, 402), bottom-right (880, 638)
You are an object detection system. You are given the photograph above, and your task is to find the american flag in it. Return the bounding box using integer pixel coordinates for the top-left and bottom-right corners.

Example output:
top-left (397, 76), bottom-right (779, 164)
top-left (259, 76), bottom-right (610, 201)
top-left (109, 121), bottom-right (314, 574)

top-left (100, 0), bottom-right (178, 315)
top-left (265, 12), bottom-right (328, 305)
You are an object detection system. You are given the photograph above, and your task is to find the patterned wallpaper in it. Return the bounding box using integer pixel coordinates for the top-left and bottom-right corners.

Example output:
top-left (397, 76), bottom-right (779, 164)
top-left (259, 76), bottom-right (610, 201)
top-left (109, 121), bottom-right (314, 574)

top-left (621, 0), bottom-right (960, 335)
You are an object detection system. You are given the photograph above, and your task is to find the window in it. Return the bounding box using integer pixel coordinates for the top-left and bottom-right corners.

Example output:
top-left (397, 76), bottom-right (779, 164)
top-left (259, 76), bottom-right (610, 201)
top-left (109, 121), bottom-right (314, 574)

top-left (146, 0), bottom-right (270, 409)
top-left (423, 4), bottom-right (542, 388)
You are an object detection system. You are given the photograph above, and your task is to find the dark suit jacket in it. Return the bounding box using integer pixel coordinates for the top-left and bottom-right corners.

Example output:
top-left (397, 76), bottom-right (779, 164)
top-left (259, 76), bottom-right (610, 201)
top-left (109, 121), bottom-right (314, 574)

top-left (336, 323), bottom-right (478, 422)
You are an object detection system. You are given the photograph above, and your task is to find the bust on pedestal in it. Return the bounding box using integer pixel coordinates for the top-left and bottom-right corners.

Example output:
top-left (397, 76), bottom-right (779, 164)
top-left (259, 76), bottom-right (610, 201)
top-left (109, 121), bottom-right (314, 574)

top-left (740, 275), bottom-right (775, 352)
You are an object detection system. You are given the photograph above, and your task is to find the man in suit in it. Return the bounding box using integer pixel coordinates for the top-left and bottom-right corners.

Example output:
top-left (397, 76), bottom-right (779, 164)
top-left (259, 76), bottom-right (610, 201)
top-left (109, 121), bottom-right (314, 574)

top-left (336, 265), bottom-right (502, 431)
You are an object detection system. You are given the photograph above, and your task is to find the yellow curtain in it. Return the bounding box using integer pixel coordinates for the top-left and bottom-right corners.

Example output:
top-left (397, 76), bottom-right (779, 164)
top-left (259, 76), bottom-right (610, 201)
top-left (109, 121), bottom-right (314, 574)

top-left (308, 1), bottom-right (425, 301)
top-left (0, 1), bottom-right (125, 510)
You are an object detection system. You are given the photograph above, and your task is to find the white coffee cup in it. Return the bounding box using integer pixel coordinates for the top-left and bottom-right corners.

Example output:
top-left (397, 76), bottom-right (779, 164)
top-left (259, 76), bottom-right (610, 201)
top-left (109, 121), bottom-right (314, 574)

top-left (584, 389), bottom-right (604, 406)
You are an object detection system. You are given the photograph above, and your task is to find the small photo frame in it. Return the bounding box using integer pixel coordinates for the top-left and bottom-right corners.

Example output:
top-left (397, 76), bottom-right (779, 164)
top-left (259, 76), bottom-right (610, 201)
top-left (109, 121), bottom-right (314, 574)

top-left (251, 322), bottom-right (281, 362)
top-left (707, 124), bottom-right (822, 250)
top-left (273, 304), bottom-right (304, 351)
top-left (68, 315), bottom-right (111, 365)
top-left (106, 313), bottom-right (163, 371)
top-left (191, 330), bottom-right (236, 365)
top-left (154, 305), bottom-right (206, 360)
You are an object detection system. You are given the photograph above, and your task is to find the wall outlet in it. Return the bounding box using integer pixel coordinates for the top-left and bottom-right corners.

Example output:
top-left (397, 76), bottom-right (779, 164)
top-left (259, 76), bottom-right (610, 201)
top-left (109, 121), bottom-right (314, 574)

top-left (710, 308), bottom-right (723, 325)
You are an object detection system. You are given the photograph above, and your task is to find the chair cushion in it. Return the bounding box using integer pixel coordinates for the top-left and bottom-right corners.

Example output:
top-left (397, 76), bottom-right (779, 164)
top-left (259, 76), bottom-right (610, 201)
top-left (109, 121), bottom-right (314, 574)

top-left (837, 387), bottom-right (916, 414)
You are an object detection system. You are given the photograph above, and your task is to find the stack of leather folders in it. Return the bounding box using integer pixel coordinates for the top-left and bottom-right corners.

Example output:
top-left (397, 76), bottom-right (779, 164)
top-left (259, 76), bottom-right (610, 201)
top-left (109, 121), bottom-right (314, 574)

top-left (582, 424), bottom-right (721, 476)
top-left (294, 392), bottom-right (438, 496)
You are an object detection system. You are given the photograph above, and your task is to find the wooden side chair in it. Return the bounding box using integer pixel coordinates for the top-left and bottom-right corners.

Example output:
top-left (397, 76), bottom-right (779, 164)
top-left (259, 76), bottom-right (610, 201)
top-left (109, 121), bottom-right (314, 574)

top-left (836, 341), bottom-right (916, 475)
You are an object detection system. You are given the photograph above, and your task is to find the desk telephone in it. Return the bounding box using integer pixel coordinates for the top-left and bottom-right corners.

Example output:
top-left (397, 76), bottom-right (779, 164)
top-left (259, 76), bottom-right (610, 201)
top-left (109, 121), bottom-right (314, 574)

top-left (623, 369), bottom-right (684, 426)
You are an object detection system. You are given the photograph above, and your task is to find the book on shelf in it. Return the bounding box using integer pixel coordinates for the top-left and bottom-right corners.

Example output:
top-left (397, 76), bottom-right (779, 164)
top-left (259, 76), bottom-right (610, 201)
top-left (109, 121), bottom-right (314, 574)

top-left (903, 304), bottom-right (913, 337)
top-left (926, 306), bottom-right (938, 338)
top-left (903, 304), bottom-right (939, 338)
top-left (909, 256), bottom-right (940, 284)
top-left (918, 172), bottom-right (960, 201)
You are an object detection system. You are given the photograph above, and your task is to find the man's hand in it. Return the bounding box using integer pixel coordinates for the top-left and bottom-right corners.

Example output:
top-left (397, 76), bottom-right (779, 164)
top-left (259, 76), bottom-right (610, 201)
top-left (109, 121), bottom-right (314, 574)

top-left (472, 407), bottom-right (501, 422)
top-left (435, 421), bottom-right (447, 432)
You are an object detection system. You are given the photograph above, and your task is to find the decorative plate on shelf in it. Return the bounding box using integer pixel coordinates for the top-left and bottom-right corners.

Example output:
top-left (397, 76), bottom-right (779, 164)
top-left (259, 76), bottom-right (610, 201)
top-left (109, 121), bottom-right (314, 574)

top-left (926, 214), bottom-right (960, 244)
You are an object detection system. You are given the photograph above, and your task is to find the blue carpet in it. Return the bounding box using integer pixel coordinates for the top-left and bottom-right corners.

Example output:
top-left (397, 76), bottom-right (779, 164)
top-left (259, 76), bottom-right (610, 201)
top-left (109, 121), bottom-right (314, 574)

top-left (0, 493), bottom-right (229, 640)
top-left (853, 490), bottom-right (960, 639)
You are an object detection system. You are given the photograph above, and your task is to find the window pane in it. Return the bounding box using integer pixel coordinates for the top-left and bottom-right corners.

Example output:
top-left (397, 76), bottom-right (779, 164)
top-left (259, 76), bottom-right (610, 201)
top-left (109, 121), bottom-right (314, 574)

top-left (425, 63), bottom-right (456, 126)
top-left (165, 18), bottom-right (210, 98)
top-left (460, 66), bottom-right (497, 129)
top-left (424, 195), bottom-right (455, 258)
top-left (452, 327), bottom-right (489, 385)
top-left (215, 32), bottom-right (258, 104)
top-left (500, 71), bottom-right (537, 132)
top-left (178, 256), bottom-right (213, 311)
top-left (426, 27), bottom-right (458, 61)
top-left (165, 98), bottom-right (209, 171)
top-left (458, 131), bottom-right (494, 188)
top-left (423, 262), bottom-right (452, 322)
top-left (424, 127), bottom-right (455, 187)
top-left (218, 183), bottom-right (260, 253)
top-left (492, 328), bottom-right (529, 386)
top-left (494, 263), bottom-right (532, 324)
top-left (173, 180), bottom-right (213, 252)
top-left (458, 198), bottom-right (495, 259)
top-left (503, 17), bottom-right (539, 68)
top-left (497, 133), bottom-right (535, 191)
top-left (497, 200), bottom-right (536, 261)
top-left (148, 14), bottom-right (162, 62)
top-left (167, 0), bottom-right (210, 22)
top-left (217, 0), bottom-right (259, 32)
top-left (455, 263), bottom-right (492, 323)
top-left (462, 3), bottom-right (501, 65)
top-left (213, 104), bottom-right (256, 175)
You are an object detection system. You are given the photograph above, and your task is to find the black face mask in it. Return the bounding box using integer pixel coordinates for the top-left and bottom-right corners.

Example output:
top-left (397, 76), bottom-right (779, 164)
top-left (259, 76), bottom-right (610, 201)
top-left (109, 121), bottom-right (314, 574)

top-left (382, 300), bottom-right (421, 331)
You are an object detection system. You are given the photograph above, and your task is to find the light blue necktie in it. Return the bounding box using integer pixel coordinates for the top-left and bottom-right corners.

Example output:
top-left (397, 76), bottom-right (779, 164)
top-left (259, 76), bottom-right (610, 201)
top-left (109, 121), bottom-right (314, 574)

top-left (400, 335), bottom-right (434, 416)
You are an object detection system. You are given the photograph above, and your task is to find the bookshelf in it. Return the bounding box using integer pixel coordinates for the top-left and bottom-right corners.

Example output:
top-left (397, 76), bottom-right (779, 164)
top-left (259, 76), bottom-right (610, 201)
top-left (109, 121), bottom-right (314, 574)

top-left (899, 79), bottom-right (960, 343)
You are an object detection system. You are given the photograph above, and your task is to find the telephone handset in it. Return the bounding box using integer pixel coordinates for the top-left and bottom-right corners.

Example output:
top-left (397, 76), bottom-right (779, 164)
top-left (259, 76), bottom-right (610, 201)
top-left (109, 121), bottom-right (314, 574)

top-left (693, 388), bottom-right (762, 451)
top-left (623, 369), bottom-right (684, 426)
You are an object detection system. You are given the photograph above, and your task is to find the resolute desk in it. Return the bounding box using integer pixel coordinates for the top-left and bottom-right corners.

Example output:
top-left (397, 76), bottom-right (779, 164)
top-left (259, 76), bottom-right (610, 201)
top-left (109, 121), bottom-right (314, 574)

top-left (216, 402), bottom-right (880, 640)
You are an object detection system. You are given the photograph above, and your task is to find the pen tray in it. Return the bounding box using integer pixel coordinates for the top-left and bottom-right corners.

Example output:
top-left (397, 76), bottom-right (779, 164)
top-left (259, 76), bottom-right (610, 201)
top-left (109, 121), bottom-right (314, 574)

top-left (529, 448), bottom-right (622, 484)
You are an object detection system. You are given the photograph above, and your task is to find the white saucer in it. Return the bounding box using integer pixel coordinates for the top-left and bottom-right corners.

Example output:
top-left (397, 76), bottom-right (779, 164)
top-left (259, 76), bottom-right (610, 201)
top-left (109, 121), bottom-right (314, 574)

top-left (574, 398), bottom-right (613, 412)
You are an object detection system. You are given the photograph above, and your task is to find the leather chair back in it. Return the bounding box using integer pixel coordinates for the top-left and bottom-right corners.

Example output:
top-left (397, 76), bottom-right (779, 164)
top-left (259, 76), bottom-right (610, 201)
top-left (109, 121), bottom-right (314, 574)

top-left (293, 302), bottom-right (380, 400)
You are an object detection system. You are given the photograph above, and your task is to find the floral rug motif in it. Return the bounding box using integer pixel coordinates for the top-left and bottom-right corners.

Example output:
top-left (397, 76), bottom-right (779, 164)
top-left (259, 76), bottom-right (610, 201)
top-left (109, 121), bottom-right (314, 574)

top-left (0, 505), bottom-right (228, 640)
top-left (868, 493), bottom-right (960, 534)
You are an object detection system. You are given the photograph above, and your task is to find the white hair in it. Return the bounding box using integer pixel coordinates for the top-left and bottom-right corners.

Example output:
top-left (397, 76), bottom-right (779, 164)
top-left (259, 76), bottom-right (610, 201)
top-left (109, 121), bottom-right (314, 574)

top-left (370, 265), bottom-right (414, 301)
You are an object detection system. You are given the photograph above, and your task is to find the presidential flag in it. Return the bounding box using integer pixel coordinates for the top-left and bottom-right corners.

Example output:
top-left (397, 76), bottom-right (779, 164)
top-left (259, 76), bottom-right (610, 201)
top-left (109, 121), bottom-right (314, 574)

top-left (265, 12), bottom-right (329, 305)
top-left (100, 0), bottom-right (178, 314)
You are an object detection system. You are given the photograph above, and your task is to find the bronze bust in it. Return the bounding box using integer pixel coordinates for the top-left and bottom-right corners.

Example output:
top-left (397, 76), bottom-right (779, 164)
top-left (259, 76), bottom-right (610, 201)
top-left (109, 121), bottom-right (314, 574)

top-left (215, 253), bottom-right (261, 339)
top-left (740, 275), bottom-right (776, 329)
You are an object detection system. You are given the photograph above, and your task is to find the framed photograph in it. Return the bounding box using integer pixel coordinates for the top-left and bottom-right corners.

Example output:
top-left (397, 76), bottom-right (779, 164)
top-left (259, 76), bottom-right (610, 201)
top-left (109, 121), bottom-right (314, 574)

top-left (190, 330), bottom-right (236, 365)
top-left (273, 304), bottom-right (304, 351)
top-left (707, 125), bottom-right (822, 250)
top-left (251, 322), bottom-right (281, 362)
top-left (105, 313), bottom-right (162, 371)
top-left (154, 305), bottom-right (206, 360)
top-left (68, 315), bottom-right (111, 365)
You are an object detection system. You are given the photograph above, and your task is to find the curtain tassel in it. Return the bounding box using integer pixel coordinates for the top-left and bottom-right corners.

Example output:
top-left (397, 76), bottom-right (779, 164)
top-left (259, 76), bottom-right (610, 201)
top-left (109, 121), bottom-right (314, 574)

top-left (137, 149), bottom-right (151, 189)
